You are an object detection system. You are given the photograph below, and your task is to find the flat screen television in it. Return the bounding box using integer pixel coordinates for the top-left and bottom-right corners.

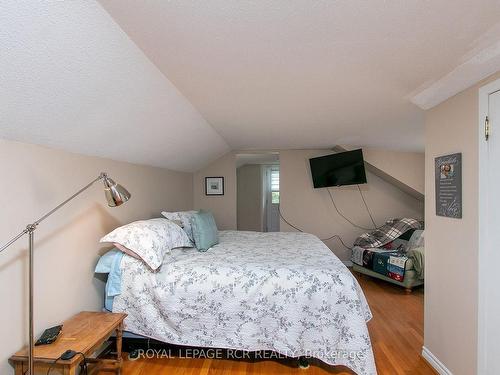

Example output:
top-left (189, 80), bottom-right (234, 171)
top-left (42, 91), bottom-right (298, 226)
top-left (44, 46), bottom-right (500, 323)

top-left (309, 149), bottom-right (367, 188)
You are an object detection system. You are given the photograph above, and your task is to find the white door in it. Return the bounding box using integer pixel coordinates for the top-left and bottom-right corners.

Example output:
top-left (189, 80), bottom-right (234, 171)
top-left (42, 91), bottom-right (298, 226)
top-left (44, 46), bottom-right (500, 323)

top-left (265, 166), bottom-right (280, 232)
top-left (478, 83), bottom-right (500, 375)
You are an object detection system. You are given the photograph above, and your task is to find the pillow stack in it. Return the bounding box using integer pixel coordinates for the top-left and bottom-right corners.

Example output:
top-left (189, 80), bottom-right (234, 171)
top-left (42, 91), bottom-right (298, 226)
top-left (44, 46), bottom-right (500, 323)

top-left (161, 210), bottom-right (197, 245)
top-left (100, 218), bottom-right (192, 270)
top-left (162, 210), bottom-right (219, 252)
top-left (100, 211), bottom-right (220, 271)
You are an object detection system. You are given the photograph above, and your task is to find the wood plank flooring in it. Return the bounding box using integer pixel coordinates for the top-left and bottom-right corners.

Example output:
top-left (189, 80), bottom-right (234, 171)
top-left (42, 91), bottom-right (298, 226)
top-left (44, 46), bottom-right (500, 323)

top-left (101, 272), bottom-right (436, 375)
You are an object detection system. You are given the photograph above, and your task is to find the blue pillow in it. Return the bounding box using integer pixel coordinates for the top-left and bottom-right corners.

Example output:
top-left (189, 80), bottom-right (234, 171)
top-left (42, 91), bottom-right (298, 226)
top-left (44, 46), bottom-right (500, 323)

top-left (95, 249), bottom-right (121, 273)
top-left (95, 249), bottom-right (124, 297)
top-left (190, 210), bottom-right (219, 251)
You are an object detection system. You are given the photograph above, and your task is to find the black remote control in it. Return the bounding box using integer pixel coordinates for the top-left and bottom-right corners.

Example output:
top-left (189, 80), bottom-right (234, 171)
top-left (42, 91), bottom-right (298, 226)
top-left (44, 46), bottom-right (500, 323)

top-left (35, 325), bottom-right (63, 346)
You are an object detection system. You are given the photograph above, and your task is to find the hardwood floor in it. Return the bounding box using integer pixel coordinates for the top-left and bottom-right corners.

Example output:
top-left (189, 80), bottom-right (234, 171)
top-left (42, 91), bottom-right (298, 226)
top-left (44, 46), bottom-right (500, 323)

top-left (102, 272), bottom-right (436, 375)
top-left (356, 273), bottom-right (434, 375)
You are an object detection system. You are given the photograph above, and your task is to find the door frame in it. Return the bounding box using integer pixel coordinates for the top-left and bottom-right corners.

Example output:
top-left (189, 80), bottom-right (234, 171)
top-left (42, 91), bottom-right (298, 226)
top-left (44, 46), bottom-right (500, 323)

top-left (264, 164), bottom-right (280, 232)
top-left (478, 78), bottom-right (500, 374)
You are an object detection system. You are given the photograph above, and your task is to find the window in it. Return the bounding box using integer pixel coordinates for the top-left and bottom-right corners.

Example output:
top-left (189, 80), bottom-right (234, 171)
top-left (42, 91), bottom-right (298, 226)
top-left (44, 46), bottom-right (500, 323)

top-left (271, 168), bottom-right (280, 204)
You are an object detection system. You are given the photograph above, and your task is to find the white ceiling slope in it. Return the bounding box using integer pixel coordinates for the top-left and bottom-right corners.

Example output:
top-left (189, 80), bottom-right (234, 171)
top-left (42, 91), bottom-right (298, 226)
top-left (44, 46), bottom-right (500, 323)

top-left (100, 0), bottom-right (500, 153)
top-left (411, 22), bottom-right (500, 110)
top-left (3, 1), bottom-right (500, 171)
top-left (0, 1), bottom-right (229, 172)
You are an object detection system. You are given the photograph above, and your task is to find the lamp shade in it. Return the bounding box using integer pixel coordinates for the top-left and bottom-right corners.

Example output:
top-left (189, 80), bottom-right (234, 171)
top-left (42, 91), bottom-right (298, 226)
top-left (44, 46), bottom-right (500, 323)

top-left (103, 177), bottom-right (131, 207)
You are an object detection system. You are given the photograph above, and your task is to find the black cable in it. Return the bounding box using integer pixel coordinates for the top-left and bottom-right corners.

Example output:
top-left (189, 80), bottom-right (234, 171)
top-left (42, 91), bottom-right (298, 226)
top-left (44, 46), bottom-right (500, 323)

top-left (357, 185), bottom-right (377, 229)
top-left (278, 204), bottom-right (352, 250)
top-left (318, 233), bottom-right (353, 250)
top-left (47, 352), bottom-right (87, 375)
top-left (277, 182), bottom-right (388, 249)
top-left (278, 183), bottom-right (385, 250)
top-left (327, 188), bottom-right (383, 231)
top-left (46, 357), bottom-right (61, 375)
top-left (327, 188), bottom-right (372, 230)
top-left (75, 352), bottom-right (88, 375)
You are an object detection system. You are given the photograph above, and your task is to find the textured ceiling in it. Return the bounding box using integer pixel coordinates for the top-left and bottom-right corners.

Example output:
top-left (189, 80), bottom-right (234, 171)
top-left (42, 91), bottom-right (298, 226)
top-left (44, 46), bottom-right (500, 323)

top-left (100, 0), bottom-right (500, 152)
top-left (3, 1), bottom-right (500, 172)
top-left (0, 1), bottom-right (229, 172)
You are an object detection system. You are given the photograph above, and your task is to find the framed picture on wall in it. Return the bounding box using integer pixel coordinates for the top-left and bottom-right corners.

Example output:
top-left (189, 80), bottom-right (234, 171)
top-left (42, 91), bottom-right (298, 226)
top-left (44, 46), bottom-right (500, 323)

top-left (205, 177), bottom-right (224, 196)
top-left (435, 153), bottom-right (462, 218)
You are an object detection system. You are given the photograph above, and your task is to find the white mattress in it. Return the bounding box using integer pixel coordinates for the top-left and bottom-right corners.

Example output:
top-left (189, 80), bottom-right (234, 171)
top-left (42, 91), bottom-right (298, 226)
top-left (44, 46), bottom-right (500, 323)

top-left (112, 230), bottom-right (376, 375)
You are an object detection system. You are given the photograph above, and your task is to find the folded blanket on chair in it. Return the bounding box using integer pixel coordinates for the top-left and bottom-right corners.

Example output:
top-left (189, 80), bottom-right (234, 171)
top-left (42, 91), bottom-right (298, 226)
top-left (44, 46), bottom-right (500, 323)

top-left (353, 218), bottom-right (423, 249)
top-left (407, 246), bottom-right (425, 279)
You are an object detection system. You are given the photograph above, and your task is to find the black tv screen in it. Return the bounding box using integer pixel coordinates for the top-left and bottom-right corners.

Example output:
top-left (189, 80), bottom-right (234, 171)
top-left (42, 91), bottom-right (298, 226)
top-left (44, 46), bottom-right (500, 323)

top-left (309, 149), bottom-right (367, 188)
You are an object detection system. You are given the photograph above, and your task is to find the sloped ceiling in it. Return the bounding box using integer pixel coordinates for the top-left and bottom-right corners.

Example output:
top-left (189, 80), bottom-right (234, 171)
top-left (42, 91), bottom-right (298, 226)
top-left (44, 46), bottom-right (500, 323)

top-left (2, 1), bottom-right (500, 172)
top-left (99, 0), bottom-right (500, 152)
top-left (0, 1), bottom-right (229, 172)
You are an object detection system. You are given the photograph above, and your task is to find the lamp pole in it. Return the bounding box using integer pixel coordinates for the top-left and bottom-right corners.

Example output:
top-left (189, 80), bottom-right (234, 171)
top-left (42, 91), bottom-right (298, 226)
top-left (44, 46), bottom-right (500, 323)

top-left (0, 172), bottom-right (130, 375)
top-left (28, 228), bottom-right (34, 375)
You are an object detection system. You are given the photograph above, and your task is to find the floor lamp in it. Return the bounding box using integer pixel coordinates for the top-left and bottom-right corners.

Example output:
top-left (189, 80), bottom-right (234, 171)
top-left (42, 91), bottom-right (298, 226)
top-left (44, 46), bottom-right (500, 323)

top-left (0, 172), bottom-right (131, 375)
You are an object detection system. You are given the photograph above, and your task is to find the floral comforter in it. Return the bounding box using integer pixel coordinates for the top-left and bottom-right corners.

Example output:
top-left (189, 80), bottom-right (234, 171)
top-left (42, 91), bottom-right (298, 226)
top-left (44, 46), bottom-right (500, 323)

top-left (113, 231), bottom-right (376, 375)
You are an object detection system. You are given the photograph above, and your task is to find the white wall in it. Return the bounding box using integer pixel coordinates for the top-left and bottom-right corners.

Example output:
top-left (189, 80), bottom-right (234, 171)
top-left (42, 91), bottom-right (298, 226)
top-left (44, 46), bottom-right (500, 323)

top-left (362, 148), bottom-right (425, 195)
top-left (279, 149), bottom-right (424, 261)
top-left (195, 149), bottom-right (424, 260)
top-left (193, 152), bottom-right (237, 230)
top-left (0, 139), bottom-right (193, 374)
top-left (424, 71), bottom-right (500, 375)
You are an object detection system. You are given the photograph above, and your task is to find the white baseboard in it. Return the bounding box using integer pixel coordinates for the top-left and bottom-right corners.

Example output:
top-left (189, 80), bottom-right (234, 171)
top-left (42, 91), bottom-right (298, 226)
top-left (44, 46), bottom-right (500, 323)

top-left (422, 346), bottom-right (453, 375)
top-left (342, 260), bottom-right (353, 267)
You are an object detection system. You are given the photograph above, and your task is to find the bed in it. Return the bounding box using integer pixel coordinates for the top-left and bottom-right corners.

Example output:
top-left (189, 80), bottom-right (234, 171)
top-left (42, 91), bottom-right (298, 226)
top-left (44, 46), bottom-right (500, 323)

top-left (99, 230), bottom-right (377, 375)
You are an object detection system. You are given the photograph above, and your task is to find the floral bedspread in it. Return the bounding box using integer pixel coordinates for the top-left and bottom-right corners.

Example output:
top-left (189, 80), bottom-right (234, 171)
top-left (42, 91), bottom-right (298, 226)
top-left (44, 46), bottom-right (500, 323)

top-left (113, 230), bottom-right (376, 375)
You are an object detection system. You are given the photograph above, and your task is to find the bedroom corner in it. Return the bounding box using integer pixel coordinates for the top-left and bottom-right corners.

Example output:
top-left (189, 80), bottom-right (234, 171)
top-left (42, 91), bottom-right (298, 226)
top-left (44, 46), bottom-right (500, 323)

top-left (0, 139), bottom-right (194, 375)
top-left (3, 1), bottom-right (500, 374)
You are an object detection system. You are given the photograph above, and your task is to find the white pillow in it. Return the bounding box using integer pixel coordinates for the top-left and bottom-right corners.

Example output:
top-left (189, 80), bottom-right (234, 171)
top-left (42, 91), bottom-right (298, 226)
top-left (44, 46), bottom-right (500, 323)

top-left (100, 218), bottom-right (192, 270)
top-left (407, 230), bottom-right (425, 252)
top-left (161, 210), bottom-right (197, 243)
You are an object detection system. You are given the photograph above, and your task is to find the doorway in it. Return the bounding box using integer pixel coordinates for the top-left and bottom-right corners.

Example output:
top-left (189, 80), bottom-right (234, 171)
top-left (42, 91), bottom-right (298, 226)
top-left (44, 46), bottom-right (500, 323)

top-left (265, 165), bottom-right (280, 232)
top-left (236, 153), bottom-right (280, 232)
top-left (478, 79), bottom-right (500, 375)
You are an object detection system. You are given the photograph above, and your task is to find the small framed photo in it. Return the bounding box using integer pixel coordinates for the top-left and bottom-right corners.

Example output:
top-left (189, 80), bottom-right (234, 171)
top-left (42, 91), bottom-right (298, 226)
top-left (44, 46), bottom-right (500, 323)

top-left (205, 177), bottom-right (224, 196)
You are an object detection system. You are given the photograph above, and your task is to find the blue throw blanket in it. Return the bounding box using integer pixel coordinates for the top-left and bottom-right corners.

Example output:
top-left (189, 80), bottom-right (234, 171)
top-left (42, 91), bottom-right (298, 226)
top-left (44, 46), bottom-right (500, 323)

top-left (352, 246), bottom-right (408, 281)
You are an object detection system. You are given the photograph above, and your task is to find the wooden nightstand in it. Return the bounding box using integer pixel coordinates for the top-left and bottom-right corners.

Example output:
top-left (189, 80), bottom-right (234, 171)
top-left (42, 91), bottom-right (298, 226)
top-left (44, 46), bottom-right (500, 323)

top-left (10, 311), bottom-right (127, 375)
